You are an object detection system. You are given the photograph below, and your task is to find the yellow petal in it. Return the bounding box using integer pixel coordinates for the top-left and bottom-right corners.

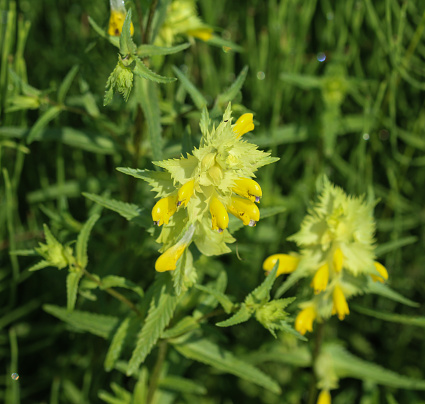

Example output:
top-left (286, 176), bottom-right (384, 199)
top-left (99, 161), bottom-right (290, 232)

top-left (317, 390), bottom-right (332, 404)
top-left (186, 28), bottom-right (213, 41)
top-left (233, 113), bottom-right (254, 137)
top-left (227, 195), bottom-right (260, 226)
top-left (152, 195), bottom-right (177, 226)
top-left (333, 248), bottom-right (344, 273)
top-left (232, 178), bottom-right (262, 203)
top-left (108, 10), bottom-right (134, 36)
top-left (371, 261), bottom-right (389, 283)
top-left (332, 285), bottom-right (350, 320)
top-left (209, 197), bottom-right (229, 232)
top-left (295, 306), bottom-right (316, 335)
top-left (311, 263), bottom-right (329, 294)
top-left (262, 254), bottom-right (299, 276)
top-left (177, 180), bottom-right (195, 207)
top-left (155, 244), bottom-right (186, 272)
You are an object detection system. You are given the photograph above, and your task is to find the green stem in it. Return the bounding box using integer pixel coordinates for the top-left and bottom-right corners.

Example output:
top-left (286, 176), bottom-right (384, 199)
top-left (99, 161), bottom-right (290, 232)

top-left (146, 340), bottom-right (168, 404)
top-left (142, 0), bottom-right (158, 44)
top-left (83, 269), bottom-right (141, 317)
top-left (307, 321), bottom-right (325, 404)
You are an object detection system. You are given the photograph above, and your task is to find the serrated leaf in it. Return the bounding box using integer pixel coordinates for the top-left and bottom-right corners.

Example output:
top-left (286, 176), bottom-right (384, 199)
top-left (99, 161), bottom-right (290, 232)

top-left (137, 43), bottom-right (190, 57)
top-left (43, 223), bottom-right (61, 247)
top-left (67, 272), bottom-right (83, 311)
top-left (274, 320), bottom-right (307, 341)
top-left (104, 317), bottom-right (131, 371)
top-left (172, 250), bottom-right (186, 296)
top-left (27, 106), bottom-right (62, 144)
top-left (28, 260), bottom-right (51, 272)
top-left (195, 284), bottom-right (234, 314)
top-left (133, 367), bottom-right (148, 403)
top-left (127, 275), bottom-right (179, 375)
top-left (58, 65), bottom-right (79, 103)
top-left (173, 334), bottom-right (281, 394)
top-left (119, 8), bottom-right (136, 55)
top-left (366, 281), bottom-right (419, 307)
top-left (216, 305), bottom-right (251, 327)
top-left (83, 192), bottom-right (150, 227)
top-left (43, 304), bottom-right (119, 338)
top-left (172, 65), bottom-right (208, 109)
top-left (133, 58), bottom-right (176, 84)
top-left (352, 305), bottom-right (425, 327)
top-left (250, 260), bottom-right (279, 302)
top-left (76, 214), bottom-right (99, 269)
top-left (136, 77), bottom-right (163, 161)
top-left (101, 275), bottom-right (144, 297)
top-left (161, 316), bottom-right (200, 339)
top-left (326, 343), bottom-right (425, 389)
top-left (216, 65), bottom-right (248, 106)
top-left (158, 376), bottom-right (206, 395)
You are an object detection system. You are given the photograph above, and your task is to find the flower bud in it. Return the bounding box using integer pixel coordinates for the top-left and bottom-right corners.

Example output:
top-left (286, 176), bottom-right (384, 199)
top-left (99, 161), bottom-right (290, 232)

top-left (228, 196), bottom-right (260, 226)
top-left (108, 10), bottom-right (134, 37)
top-left (317, 390), bottom-right (332, 404)
top-left (208, 164), bottom-right (223, 185)
top-left (233, 113), bottom-right (254, 137)
top-left (152, 195), bottom-right (177, 226)
top-left (186, 28), bottom-right (213, 41)
top-left (209, 197), bottom-right (229, 232)
top-left (332, 285), bottom-right (350, 320)
top-left (311, 263), bottom-right (329, 294)
top-left (232, 178), bottom-right (262, 203)
top-left (263, 254), bottom-right (299, 276)
top-left (177, 180), bottom-right (195, 207)
top-left (332, 248), bottom-right (344, 273)
top-left (295, 306), bottom-right (317, 335)
top-left (371, 261), bottom-right (389, 283)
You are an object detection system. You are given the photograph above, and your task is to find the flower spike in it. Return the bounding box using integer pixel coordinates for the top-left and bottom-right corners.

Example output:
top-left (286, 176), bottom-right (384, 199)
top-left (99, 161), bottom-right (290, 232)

top-left (209, 197), bottom-right (229, 232)
top-left (263, 254), bottom-right (299, 276)
top-left (232, 178), bottom-right (262, 203)
top-left (233, 113), bottom-right (254, 137)
top-left (228, 195), bottom-right (260, 226)
top-left (332, 285), bottom-right (350, 320)
top-left (177, 179), bottom-right (195, 207)
top-left (152, 195), bottom-right (177, 226)
top-left (295, 306), bottom-right (317, 335)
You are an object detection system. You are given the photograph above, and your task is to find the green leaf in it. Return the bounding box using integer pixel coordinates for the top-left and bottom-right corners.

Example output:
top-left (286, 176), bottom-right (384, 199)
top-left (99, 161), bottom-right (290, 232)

top-left (279, 72), bottom-right (322, 89)
top-left (100, 275), bottom-right (144, 297)
top-left (216, 305), bottom-right (251, 327)
top-left (206, 35), bottom-right (244, 52)
top-left (216, 65), bottom-right (249, 106)
top-left (137, 43), bottom-right (190, 57)
top-left (104, 317), bottom-right (131, 371)
top-left (83, 192), bottom-right (150, 227)
top-left (325, 343), bottom-right (425, 389)
top-left (352, 305), bottom-right (425, 327)
top-left (88, 16), bottom-right (119, 48)
top-left (127, 275), bottom-right (179, 375)
top-left (76, 214), bottom-right (99, 269)
top-left (119, 8), bottom-right (136, 55)
top-left (67, 272), bottom-right (83, 311)
top-left (172, 65), bottom-right (208, 109)
top-left (158, 376), bottom-right (206, 395)
top-left (374, 236), bottom-right (418, 257)
top-left (43, 304), bottom-right (119, 338)
top-left (136, 77), bottom-right (163, 161)
top-left (58, 65), bottom-right (79, 103)
top-left (161, 316), bottom-right (200, 339)
top-left (28, 260), bottom-right (51, 272)
top-left (250, 259), bottom-right (279, 302)
top-left (195, 284), bottom-right (234, 314)
top-left (27, 106), bottom-right (62, 144)
top-left (254, 124), bottom-right (309, 147)
top-left (366, 281), bottom-right (419, 307)
top-left (133, 58), bottom-right (176, 84)
top-left (173, 334), bottom-right (281, 394)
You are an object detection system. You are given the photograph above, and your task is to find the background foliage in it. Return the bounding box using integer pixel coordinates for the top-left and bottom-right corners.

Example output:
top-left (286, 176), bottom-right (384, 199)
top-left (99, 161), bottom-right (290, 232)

top-left (1, 0), bottom-right (425, 403)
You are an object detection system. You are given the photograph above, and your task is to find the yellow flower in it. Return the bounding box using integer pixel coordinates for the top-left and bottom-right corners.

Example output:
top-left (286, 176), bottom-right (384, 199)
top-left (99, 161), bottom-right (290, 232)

top-left (332, 248), bottom-right (344, 272)
top-left (295, 306), bottom-right (317, 335)
top-left (209, 197), bottom-right (229, 232)
top-left (233, 113), bottom-right (254, 137)
top-left (177, 179), bottom-right (195, 207)
top-left (317, 390), bottom-right (331, 404)
top-left (311, 263), bottom-right (329, 294)
top-left (263, 254), bottom-right (299, 276)
top-left (227, 195), bottom-right (260, 226)
top-left (186, 28), bottom-right (213, 41)
top-left (371, 261), bottom-right (389, 283)
top-left (232, 178), bottom-right (262, 203)
top-left (332, 285), bottom-right (350, 320)
top-left (108, 7), bottom-right (134, 37)
top-left (152, 195), bottom-right (177, 226)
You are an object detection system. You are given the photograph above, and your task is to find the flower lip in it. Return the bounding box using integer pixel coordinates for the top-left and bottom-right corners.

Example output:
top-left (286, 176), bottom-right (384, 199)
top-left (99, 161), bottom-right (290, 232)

top-left (233, 113), bottom-right (254, 137)
top-left (177, 179), bottom-right (195, 208)
top-left (232, 178), bottom-right (262, 203)
top-left (209, 196), bottom-right (229, 232)
top-left (152, 195), bottom-right (177, 226)
top-left (228, 195), bottom-right (260, 226)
